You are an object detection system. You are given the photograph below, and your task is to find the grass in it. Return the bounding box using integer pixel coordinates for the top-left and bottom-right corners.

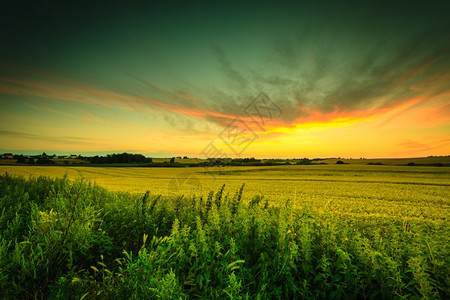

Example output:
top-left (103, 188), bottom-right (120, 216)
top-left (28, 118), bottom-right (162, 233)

top-left (0, 172), bottom-right (448, 299)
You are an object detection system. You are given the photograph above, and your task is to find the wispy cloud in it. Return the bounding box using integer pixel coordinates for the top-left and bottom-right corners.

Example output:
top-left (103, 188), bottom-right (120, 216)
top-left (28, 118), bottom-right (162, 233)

top-left (0, 130), bottom-right (110, 145)
top-left (24, 102), bottom-right (43, 111)
top-left (211, 45), bottom-right (249, 90)
top-left (0, 73), bottom-right (253, 128)
top-left (396, 137), bottom-right (449, 155)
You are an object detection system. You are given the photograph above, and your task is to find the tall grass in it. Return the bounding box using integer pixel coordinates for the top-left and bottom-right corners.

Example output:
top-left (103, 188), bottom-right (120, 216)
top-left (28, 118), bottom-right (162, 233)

top-left (0, 173), bottom-right (448, 299)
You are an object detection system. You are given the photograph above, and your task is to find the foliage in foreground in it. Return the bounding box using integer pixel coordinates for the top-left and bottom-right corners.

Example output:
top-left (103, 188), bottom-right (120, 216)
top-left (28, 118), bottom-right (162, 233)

top-left (0, 173), bottom-right (448, 299)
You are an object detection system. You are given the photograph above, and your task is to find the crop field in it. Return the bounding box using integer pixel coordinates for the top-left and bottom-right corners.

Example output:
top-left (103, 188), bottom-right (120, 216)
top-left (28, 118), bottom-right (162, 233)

top-left (0, 165), bottom-right (449, 298)
top-left (1, 164), bottom-right (448, 223)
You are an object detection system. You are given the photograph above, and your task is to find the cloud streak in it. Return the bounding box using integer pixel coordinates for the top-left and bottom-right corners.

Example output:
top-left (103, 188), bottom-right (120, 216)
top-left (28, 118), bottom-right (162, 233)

top-left (0, 130), bottom-right (109, 145)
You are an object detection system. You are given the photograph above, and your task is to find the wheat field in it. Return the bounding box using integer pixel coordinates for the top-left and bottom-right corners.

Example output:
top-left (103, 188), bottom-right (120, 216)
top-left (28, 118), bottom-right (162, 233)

top-left (1, 164), bottom-right (448, 223)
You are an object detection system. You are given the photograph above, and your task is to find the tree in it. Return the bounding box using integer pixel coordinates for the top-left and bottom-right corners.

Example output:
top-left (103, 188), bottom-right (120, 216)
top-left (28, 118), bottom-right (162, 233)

top-left (16, 155), bottom-right (27, 164)
top-left (88, 153), bottom-right (152, 164)
top-left (37, 156), bottom-right (55, 165)
top-left (170, 157), bottom-right (175, 163)
top-left (296, 158), bottom-right (311, 165)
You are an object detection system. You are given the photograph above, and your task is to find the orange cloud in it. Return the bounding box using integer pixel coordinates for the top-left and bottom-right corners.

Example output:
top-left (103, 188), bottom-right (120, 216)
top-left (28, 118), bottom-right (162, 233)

top-left (0, 76), bottom-right (255, 127)
top-left (0, 77), bottom-right (110, 107)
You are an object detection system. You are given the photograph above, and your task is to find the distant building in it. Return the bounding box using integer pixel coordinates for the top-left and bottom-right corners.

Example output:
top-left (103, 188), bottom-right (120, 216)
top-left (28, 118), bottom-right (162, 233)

top-left (70, 154), bottom-right (78, 159)
top-left (2, 153), bottom-right (14, 159)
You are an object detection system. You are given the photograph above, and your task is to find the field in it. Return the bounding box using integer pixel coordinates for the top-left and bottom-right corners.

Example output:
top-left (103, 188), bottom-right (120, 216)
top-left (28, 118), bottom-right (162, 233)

top-left (0, 164), bottom-right (448, 223)
top-left (0, 165), bottom-right (449, 298)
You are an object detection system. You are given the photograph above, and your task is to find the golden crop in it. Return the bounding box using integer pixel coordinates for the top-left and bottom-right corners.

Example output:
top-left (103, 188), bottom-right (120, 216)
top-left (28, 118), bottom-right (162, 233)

top-left (1, 164), bottom-right (448, 224)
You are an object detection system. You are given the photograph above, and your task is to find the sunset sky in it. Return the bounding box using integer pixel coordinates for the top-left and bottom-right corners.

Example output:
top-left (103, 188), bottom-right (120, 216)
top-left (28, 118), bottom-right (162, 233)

top-left (0, 1), bottom-right (449, 158)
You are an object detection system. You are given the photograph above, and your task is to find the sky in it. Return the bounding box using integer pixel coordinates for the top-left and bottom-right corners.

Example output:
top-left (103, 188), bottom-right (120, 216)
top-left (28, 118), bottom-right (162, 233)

top-left (0, 0), bottom-right (449, 158)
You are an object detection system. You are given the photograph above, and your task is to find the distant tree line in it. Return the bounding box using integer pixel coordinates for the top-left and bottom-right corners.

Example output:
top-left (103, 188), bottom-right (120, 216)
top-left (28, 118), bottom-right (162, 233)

top-left (192, 157), bottom-right (330, 167)
top-left (295, 158), bottom-right (312, 165)
top-left (197, 157), bottom-right (263, 167)
top-left (15, 154), bottom-right (56, 165)
top-left (87, 153), bottom-right (152, 164)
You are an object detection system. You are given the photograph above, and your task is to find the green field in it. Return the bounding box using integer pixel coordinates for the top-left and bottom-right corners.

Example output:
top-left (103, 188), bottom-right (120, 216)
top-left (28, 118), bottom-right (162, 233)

top-left (0, 165), bottom-right (449, 298)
